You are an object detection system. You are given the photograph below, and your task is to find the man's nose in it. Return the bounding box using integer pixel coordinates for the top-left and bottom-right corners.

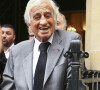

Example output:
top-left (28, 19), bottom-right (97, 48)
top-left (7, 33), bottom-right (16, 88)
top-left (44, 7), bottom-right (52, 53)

top-left (40, 16), bottom-right (48, 25)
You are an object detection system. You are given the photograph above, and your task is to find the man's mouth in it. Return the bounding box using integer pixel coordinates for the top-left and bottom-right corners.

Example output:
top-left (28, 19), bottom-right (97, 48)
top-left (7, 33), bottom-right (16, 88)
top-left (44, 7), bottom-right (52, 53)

top-left (39, 26), bottom-right (50, 30)
top-left (2, 39), bottom-right (7, 42)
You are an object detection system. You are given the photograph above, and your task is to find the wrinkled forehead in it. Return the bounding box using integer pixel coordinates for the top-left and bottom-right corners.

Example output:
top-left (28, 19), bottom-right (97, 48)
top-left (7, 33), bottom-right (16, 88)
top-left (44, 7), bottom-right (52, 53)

top-left (30, 1), bottom-right (54, 16)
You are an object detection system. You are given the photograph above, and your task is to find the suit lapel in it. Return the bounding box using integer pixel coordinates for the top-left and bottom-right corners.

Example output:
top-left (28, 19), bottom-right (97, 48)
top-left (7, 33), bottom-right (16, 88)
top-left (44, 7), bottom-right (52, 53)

top-left (43, 30), bottom-right (64, 86)
top-left (23, 39), bottom-right (35, 90)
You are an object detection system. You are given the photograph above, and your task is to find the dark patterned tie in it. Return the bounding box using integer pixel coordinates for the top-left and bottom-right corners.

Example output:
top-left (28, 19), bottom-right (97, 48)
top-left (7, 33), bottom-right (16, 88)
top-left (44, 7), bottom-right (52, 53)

top-left (33, 42), bottom-right (50, 90)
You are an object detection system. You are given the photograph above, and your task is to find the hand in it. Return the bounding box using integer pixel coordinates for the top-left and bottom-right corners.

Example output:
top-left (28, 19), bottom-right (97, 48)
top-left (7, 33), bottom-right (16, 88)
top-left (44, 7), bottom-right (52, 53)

top-left (0, 25), bottom-right (3, 53)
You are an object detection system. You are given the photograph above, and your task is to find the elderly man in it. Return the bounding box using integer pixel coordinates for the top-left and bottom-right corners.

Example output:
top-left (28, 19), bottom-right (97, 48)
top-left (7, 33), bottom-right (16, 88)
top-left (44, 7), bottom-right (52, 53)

top-left (57, 12), bottom-right (67, 30)
top-left (1, 0), bottom-right (82, 90)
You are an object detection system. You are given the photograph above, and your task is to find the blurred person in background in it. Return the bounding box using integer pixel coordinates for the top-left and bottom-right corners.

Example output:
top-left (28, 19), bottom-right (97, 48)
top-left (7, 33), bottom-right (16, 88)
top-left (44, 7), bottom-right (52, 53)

top-left (0, 24), bottom-right (16, 83)
top-left (1, 24), bottom-right (16, 59)
top-left (57, 12), bottom-right (67, 30)
top-left (0, 25), bottom-right (6, 84)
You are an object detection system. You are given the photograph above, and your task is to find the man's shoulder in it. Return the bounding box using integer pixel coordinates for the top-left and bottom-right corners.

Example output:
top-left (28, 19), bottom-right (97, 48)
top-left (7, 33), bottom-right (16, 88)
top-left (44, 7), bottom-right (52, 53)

top-left (55, 30), bottom-right (80, 39)
top-left (12, 39), bottom-right (34, 51)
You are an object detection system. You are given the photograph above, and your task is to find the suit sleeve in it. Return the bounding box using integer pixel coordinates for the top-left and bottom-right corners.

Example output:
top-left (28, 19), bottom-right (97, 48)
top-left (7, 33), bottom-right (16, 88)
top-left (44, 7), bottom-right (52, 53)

top-left (0, 50), bottom-right (15, 90)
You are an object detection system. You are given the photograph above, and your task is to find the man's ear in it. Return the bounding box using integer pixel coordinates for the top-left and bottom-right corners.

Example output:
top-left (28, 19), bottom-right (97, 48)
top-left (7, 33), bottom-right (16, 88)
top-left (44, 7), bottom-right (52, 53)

top-left (64, 26), bottom-right (66, 30)
top-left (27, 24), bottom-right (31, 30)
top-left (13, 35), bottom-right (16, 41)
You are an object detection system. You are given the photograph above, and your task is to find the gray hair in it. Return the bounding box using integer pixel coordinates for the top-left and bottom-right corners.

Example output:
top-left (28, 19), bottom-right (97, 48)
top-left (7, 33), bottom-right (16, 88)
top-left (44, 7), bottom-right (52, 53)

top-left (62, 14), bottom-right (67, 27)
top-left (59, 13), bottom-right (67, 27)
top-left (24, 0), bottom-right (59, 28)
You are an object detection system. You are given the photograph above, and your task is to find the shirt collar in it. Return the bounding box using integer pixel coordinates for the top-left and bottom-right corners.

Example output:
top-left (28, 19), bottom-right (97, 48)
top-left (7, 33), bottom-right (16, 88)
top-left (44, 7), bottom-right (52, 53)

top-left (5, 43), bottom-right (14, 53)
top-left (34, 33), bottom-right (54, 45)
top-left (34, 33), bottom-right (54, 50)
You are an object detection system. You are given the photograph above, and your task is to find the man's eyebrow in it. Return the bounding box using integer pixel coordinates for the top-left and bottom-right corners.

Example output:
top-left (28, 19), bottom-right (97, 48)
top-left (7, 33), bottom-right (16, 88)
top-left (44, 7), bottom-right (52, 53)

top-left (33, 10), bottom-right (52, 16)
top-left (32, 12), bottom-right (39, 18)
top-left (7, 31), bottom-right (11, 33)
top-left (2, 31), bottom-right (11, 33)
top-left (45, 10), bottom-right (52, 14)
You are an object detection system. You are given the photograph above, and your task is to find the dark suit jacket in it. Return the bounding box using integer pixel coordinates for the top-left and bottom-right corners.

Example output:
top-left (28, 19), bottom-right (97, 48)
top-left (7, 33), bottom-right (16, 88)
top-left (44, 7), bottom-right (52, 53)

top-left (0, 51), bottom-right (7, 84)
top-left (0, 51), bottom-right (7, 74)
top-left (1, 30), bottom-right (82, 90)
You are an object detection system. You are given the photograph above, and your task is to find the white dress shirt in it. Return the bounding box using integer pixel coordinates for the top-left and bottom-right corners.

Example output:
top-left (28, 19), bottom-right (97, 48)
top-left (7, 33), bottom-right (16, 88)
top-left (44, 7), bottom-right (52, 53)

top-left (4, 43), bottom-right (14, 59)
top-left (33, 34), bottom-right (53, 84)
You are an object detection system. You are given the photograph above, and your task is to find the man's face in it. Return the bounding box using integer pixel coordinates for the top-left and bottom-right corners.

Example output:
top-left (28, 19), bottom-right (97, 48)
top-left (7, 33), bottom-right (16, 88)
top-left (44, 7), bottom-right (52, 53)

top-left (57, 14), bottom-right (66, 30)
top-left (1, 27), bottom-right (15, 47)
top-left (28, 1), bottom-right (55, 42)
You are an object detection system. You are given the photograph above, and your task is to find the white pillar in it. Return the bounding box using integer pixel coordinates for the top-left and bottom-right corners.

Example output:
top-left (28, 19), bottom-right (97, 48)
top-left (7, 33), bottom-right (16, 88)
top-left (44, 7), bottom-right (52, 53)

top-left (85, 0), bottom-right (100, 70)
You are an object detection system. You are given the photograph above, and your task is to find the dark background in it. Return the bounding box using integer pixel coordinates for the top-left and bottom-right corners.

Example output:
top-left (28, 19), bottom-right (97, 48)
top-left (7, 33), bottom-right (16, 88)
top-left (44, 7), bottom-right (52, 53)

top-left (0, 0), bottom-right (86, 44)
